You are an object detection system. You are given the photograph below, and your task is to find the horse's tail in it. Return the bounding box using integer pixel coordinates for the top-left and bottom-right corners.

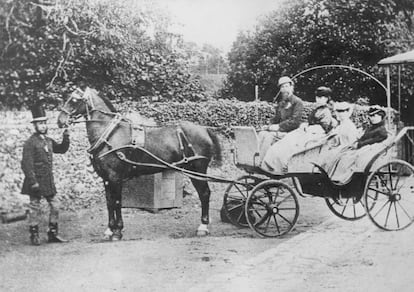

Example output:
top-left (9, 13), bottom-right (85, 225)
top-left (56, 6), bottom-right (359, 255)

top-left (207, 128), bottom-right (222, 166)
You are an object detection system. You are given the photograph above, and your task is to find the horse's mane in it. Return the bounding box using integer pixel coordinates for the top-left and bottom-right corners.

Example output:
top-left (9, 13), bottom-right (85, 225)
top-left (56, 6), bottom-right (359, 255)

top-left (100, 95), bottom-right (118, 113)
top-left (88, 88), bottom-right (118, 113)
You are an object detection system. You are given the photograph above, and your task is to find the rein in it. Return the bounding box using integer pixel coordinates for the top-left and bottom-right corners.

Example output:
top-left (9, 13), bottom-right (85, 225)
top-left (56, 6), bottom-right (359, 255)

top-left (102, 145), bottom-right (232, 183)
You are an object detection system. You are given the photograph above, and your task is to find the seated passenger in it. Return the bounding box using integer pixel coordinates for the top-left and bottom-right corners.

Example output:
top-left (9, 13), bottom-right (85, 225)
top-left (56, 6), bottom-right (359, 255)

top-left (258, 76), bottom-right (304, 162)
top-left (261, 86), bottom-right (336, 175)
top-left (319, 101), bottom-right (359, 171)
top-left (306, 86), bottom-right (337, 133)
top-left (329, 101), bottom-right (359, 146)
top-left (327, 106), bottom-right (389, 184)
top-left (355, 105), bottom-right (388, 148)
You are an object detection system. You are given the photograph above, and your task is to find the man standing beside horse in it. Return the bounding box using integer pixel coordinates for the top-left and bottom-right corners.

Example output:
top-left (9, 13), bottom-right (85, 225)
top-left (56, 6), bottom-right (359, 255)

top-left (21, 101), bottom-right (70, 245)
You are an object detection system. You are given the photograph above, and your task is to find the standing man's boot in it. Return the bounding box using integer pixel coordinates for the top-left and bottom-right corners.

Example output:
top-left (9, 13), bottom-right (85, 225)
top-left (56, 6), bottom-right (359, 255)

top-left (29, 225), bottom-right (40, 246)
top-left (47, 222), bottom-right (68, 243)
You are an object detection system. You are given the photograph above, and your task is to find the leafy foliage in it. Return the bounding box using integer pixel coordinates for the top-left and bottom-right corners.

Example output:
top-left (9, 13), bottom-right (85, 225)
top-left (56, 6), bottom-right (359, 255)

top-left (222, 0), bottom-right (414, 109)
top-left (183, 42), bottom-right (229, 75)
top-left (0, 0), bottom-right (206, 108)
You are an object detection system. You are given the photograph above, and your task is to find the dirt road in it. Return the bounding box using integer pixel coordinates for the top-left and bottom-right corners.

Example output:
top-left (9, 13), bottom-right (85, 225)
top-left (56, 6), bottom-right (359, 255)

top-left (1, 193), bottom-right (413, 292)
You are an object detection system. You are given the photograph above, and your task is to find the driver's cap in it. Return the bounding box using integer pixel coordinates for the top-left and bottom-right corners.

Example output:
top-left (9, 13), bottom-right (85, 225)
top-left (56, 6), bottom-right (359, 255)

top-left (278, 76), bottom-right (293, 87)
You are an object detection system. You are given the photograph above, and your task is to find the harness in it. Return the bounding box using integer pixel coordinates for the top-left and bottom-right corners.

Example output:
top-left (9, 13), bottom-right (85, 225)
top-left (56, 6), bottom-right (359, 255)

top-left (63, 89), bottom-right (213, 178)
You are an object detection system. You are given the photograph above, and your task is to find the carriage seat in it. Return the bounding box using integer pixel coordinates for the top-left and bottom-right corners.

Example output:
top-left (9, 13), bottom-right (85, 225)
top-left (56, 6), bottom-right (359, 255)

top-left (232, 126), bottom-right (261, 169)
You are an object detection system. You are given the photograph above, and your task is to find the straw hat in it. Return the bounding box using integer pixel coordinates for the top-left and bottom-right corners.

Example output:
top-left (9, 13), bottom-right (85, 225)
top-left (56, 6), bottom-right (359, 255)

top-left (277, 76), bottom-right (293, 87)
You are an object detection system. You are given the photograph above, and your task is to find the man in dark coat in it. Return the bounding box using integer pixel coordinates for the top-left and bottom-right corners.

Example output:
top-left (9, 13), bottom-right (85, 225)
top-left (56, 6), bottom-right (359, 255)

top-left (21, 101), bottom-right (70, 245)
top-left (258, 76), bottom-right (304, 159)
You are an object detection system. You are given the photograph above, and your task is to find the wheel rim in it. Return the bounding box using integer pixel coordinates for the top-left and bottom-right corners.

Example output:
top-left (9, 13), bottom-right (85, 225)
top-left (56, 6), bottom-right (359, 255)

top-left (223, 175), bottom-right (260, 227)
top-left (325, 192), bottom-right (366, 221)
top-left (364, 160), bottom-right (414, 231)
top-left (245, 180), bottom-right (299, 237)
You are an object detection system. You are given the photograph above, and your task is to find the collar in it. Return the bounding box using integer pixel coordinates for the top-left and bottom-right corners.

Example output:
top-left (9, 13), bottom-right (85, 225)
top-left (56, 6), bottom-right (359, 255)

top-left (34, 133), bottom-right (47, 140)
top-left (279, 94), bottom-right (293, 105)
top-left (315, 103), bottom-right (328, 109)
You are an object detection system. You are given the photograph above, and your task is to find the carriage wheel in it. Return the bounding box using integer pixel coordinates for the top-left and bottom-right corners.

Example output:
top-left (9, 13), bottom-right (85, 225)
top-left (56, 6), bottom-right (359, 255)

top-left (245, 180), bottom-right (299, 237)
top-left (222, 175), bottom-right (262, 227)
top-left (364, 160), bottom-right (414, 231)
top-left (325, 193), bottom-right (366, 221)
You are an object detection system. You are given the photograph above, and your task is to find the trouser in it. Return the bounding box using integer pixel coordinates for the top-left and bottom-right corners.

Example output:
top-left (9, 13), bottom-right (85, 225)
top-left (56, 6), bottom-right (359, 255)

top-left (28, 195), bottom-right (59, 226)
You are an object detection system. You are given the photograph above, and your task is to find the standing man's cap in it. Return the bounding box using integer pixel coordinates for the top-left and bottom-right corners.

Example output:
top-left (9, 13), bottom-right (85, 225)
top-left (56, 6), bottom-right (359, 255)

top-left (30, 100), bottom-right (48, 123)
top-left (278, 76), bottom-right (293, 87)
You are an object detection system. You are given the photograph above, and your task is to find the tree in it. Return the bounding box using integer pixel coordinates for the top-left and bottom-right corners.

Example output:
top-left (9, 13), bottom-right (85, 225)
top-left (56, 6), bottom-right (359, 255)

top-left (183, 42), bottom-right (228, 75)
top-left (0, 0), bottom-right (206, 108)
top-left (222, 0), bottom-right (414, 106)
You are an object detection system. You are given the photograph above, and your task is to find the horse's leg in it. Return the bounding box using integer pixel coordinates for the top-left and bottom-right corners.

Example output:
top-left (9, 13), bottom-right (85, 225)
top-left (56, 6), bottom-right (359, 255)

top-left (103, 180), bottom-right (124, 240)
top-left (191, 176), bottom-right (211, 236)
top-left (112, 182), bottom-right (124, 241)
top-left (103, 181), bottom-right (115, 240)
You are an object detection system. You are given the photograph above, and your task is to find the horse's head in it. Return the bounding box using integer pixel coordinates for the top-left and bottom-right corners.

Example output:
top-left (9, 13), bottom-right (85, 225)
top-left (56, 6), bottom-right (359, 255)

top-left (57, 88), bottom-right (90, 128)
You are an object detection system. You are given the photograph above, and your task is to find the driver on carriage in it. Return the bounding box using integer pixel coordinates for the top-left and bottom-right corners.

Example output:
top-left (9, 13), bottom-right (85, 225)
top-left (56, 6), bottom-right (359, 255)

top-left (258, 76), bottom-right (304, 161)
top-left (261, 86), bottom-right (337, 175)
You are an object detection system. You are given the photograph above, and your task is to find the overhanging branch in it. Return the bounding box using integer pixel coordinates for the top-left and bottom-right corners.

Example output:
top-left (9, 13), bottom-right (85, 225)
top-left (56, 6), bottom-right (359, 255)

top-left (1, 4), bottom-right (15, 58)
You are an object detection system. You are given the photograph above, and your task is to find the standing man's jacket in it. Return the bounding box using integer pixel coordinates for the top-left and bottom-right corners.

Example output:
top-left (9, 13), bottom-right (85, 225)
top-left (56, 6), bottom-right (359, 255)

top-left (21, 133), bottom-right (70, 197)
top-left (271, 95), bottom-right (304, 132)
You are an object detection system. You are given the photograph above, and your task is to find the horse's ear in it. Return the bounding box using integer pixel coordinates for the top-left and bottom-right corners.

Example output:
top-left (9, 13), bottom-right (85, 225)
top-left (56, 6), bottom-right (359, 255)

top-left (72, 88), bottom-right (85, 100)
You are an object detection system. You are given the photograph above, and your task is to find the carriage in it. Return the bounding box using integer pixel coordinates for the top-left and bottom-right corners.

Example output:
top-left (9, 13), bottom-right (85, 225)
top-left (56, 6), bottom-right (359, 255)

top-left (58, 86), bottom-right (414, 240)
top-left (220, 57), bottom-right (414, 237)
top-left (221, 125), bottom-right (414, 237)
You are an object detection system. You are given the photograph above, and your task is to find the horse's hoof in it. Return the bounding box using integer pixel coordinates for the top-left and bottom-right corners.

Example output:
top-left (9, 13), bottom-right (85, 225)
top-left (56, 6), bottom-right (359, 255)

top-left (103, 228), bottom-right (113, 241)
top-left (196, 230), bottom-right (210, 237)
top-left (103, 234), bottom-right (113, 241)
top-left (112, 230), bottom-right (123, 241)
top-left (112, 234), bottom-right (122, 241)
top-left (196, 224), bottom-right (210, 236)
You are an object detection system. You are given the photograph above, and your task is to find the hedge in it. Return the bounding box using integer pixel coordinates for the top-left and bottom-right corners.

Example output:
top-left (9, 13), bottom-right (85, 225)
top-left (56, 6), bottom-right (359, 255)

top-left (119, 99), bottom-right (393, 136)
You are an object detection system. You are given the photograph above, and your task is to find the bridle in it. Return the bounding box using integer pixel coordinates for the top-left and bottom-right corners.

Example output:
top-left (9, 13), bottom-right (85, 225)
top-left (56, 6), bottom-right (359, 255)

top-left (60, 88), bottom-right (126, 155)
top-left (60, 88), bottom-right (116, 125)
top-left (61, 88), bottom-right (96, 122)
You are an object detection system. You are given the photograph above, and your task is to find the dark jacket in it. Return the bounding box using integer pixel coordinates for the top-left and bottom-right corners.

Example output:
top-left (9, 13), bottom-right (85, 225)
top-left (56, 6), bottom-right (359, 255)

top-left (21, 133), bottom-right (69, 197)
top-left (271, 94), bottom-right (304, 132)
top-left (357, 121), bottom-right (388, 149)
top-left (307, 104), bottom-right (337, 133)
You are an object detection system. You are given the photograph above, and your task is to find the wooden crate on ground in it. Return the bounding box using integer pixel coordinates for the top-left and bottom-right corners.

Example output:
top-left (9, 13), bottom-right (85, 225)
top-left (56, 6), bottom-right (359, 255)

top-left (122, 170), bottom-right (183, 212)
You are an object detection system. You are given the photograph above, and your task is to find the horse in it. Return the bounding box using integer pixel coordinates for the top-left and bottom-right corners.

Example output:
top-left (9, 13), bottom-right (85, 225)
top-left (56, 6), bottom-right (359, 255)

top-left (57, 87), bottom-right (222, 240)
